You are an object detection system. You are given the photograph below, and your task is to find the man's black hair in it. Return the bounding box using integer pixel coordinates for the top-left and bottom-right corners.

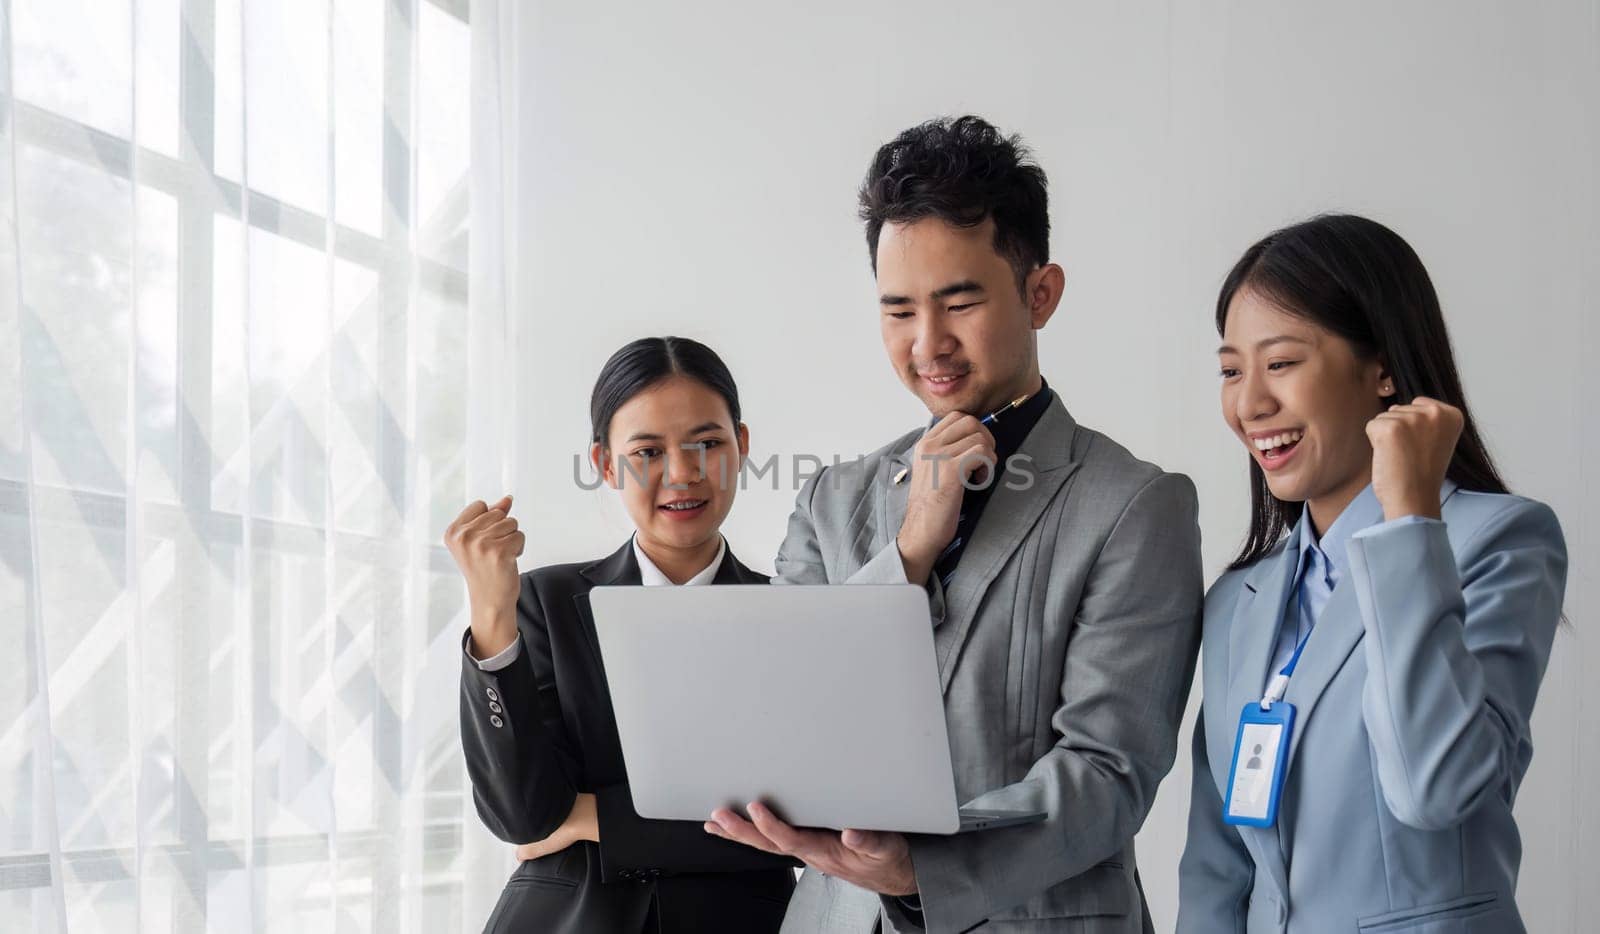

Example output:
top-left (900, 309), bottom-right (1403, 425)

top-left (859, 115), bottom-right (1050, 289)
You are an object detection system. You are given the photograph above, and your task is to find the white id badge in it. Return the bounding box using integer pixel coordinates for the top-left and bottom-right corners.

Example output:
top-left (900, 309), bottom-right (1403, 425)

top-left (1223, 701), bottom-right (1295, 827)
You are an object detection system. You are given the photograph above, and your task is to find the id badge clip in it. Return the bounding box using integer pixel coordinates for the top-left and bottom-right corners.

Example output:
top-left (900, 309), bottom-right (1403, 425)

top-left (1223, 677), bottom-right (1296, 828)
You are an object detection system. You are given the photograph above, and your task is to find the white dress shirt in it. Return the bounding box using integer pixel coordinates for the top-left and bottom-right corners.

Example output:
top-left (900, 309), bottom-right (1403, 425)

top-left (471, 535), bottom-right (727, 670)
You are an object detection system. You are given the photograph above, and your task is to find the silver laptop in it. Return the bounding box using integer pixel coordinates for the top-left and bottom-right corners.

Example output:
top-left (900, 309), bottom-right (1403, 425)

top-left (588, 583), bottom-right (1045, 835)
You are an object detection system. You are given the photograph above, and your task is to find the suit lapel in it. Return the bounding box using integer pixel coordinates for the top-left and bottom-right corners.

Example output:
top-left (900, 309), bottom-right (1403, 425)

top-left (1226, 541), bottom-right (1299, 729)
top-left (711, 547), bottom-right (764, 585)
top-left (1225, 538), bottom-right (1300, 903)
top-left (879, 449), bottom-right (914, 580)
top-left (1281, 582), bottom-right (1362, 768)
top-left (931, 399), bottom-right (1081, 693)
top-left (573, 541), bottom-right (641, 666)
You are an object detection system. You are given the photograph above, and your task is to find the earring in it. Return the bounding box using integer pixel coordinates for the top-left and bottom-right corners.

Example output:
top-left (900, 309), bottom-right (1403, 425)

top-left (1380, 383), bottom-right (1395, 396)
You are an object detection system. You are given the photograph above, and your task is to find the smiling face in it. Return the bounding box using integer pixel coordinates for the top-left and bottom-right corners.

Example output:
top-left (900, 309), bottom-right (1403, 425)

top-left (1218, 288), bottom-right (1392, 527)
top-left (875, 217), bottom-right (1061, 418)
top-left (590, 375), bottom-right (748, 557)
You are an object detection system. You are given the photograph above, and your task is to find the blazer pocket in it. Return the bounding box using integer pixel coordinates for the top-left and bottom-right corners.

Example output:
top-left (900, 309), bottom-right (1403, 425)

top-left (988, 861), bottom-right (1130, 921)
top-left (1357, 892), bottom-right (1500, 931)
top-left (505, 848), bottom-right (583, 889)
top-left (484, 864), bottom-right (580, 934)
top-left (504, 871), bottom-right (578, 891)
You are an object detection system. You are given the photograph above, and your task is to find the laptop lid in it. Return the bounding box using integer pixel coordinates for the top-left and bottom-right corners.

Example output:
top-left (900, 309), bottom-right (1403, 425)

top-left (589, 583), bottom-right (963, 834)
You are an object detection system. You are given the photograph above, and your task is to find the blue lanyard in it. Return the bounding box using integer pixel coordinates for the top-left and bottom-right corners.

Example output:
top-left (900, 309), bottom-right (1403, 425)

top-left (1280, 620), bottom-right (1312, 678)
top-left (1262, 551), bottom-right (1317, 708)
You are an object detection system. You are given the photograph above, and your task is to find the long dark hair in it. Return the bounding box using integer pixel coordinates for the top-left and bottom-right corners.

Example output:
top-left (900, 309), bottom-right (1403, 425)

top-left (1217, 214), bottom-right (1509, 570)
top-left (589, 336), bottom-right (742, 446)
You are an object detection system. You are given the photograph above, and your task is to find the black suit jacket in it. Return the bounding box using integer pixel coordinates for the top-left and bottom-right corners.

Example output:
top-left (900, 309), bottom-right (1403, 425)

top-left (460, 540), bottom-right (797, 934)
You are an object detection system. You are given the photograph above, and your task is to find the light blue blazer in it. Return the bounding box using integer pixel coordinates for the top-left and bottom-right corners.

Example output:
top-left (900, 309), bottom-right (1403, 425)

top-left (1178, 482), bottom-right (1567, 933)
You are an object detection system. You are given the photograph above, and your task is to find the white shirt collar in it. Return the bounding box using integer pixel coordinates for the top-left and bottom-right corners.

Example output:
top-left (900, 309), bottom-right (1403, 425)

top-left (631, 534), bottom-right (726, 587)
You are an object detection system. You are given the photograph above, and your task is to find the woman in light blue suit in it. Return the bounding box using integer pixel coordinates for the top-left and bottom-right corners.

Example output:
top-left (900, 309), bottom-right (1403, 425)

top-left (1178, 214), bottom-right (1567, 933)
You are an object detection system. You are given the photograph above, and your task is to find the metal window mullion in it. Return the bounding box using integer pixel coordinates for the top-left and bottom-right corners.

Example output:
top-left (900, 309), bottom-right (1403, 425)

top-left (423, 0), bottom-right (466, 25)
top-left (0, 481), bottom-right (460, 573)
top-left (319, 0), bottom-right (342, 929)
top-left (173, 0), bottom-right (218, 930)
top-left (0, 0), bottom-right (72, 929)
top-left (0, 824), bottom-right (465, 892)
top-left (229, 3), bottom-right (261, 930)
top-left (399, 1), bottom-right (431, 926)
top-left (371, 0), bottom-right (417, 929)
top-left (123, 1), bottom-right (154, 929)
top-left (10, 103), bottom-right (468, 305)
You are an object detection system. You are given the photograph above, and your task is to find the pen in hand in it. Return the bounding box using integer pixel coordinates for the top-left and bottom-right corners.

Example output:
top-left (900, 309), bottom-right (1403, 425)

top-left (893, 392), bottom-right (1031, 485)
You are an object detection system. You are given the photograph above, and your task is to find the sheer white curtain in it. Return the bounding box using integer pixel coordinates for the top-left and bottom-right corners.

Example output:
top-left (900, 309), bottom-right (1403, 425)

top-left (0, 0), bottom-right (489, 930)
top-left (459, 0), bottom-right (523, 926)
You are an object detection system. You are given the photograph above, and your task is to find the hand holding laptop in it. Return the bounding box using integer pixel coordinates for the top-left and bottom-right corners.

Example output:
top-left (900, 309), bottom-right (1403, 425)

top-left (706, 803), bottom-right (917, 897)
top-left (587, 584), bottom-right (1046, 899)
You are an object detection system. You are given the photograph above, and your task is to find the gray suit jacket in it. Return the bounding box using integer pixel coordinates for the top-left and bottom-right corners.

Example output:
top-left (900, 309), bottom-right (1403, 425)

top-left (774, 397), bottom-right (1203, 933)
top-left (1177, 484), bottom-right (1567, 933)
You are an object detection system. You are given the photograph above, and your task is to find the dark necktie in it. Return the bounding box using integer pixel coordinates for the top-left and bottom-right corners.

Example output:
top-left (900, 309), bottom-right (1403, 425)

top-left (932, 498), bottom-right (973, 590)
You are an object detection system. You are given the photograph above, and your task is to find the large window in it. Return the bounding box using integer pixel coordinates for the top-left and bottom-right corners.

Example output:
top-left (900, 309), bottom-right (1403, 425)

top-left (1, 1), bottom-right (474, 929)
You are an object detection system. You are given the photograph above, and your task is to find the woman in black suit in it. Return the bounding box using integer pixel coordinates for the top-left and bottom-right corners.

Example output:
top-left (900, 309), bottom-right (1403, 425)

top-left (447, 337), bottom-right (796, 933)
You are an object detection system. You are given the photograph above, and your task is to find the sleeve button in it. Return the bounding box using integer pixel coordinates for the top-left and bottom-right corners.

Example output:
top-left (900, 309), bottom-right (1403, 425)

top-left (490, 715), bottom-right (503, 728)
top-left (486, 687), bottom-right (499, 702)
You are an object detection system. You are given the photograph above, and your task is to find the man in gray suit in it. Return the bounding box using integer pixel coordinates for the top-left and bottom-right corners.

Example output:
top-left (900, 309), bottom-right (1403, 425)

top-left (707, 115), bottom-right (1203, 933)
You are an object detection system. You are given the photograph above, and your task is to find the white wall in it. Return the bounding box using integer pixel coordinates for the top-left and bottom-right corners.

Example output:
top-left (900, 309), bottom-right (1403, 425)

top-left (487, 2), bottom-right (1597, 928)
